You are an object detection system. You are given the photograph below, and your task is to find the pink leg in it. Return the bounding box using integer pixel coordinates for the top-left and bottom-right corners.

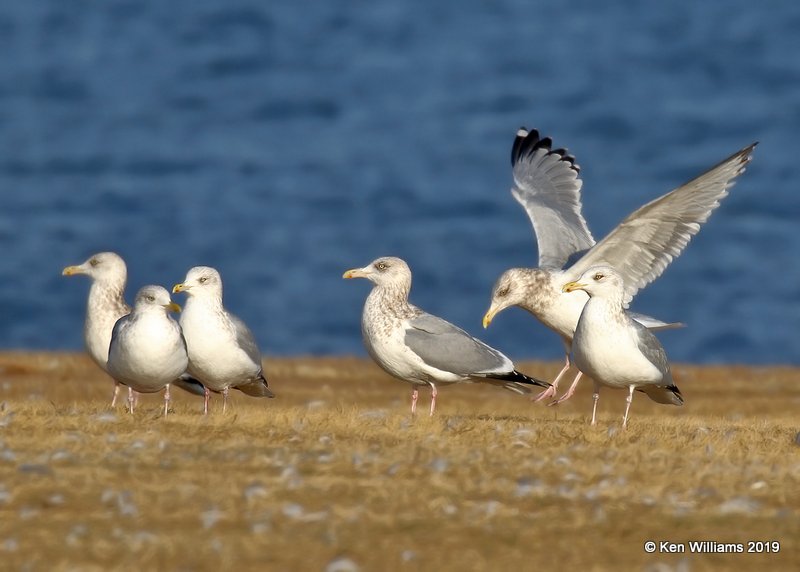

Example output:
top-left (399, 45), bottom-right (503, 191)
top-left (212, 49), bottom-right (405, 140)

top-left (110, 382), bottom-right (120, 407)
top-left (429, 384), bottom-right (437, 416)
top-left (591, 380), bottom-right (600, 425)
top-left (622, 385), bottom-right (635, 429)
top-left (411, 388), bottom-right (419, 415)
top-left (163, 384), bottom-right (171, 417)
top-left (203, 387), bottom-right (210, 415)
top-left (222, 387), bottom-right (229, 414)
top-left (549, 371), bottom-right (584, 406)
top-left (128, 386), bottom-right (135, 415)
top-left (533, 353), bottom-right (570, 402)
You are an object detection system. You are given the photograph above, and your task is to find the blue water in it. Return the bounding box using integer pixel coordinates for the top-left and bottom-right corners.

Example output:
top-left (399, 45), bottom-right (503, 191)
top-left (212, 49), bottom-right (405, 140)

top-left (1, 1), bottom-right (798, 364)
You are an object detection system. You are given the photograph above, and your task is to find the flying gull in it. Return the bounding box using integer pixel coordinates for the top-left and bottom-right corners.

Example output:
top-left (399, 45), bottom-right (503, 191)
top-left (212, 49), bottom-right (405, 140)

top-left (173, 266), bottom-right (275, 414)
top-left (483, 128), bottom-right (756, 404)
top-left (344, 256), bottom-right (549, 416)
top-left (107, 285), bottom-right (189, 416)
top-left (562, 266), bottom-right (683, 428)
top-left (63, 252), bottom-right (205, 404)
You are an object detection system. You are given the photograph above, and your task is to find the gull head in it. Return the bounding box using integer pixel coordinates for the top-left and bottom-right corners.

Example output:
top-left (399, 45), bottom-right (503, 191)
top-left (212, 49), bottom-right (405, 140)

top-left (173, 266), bottom-right (223, 298)
top-left (562, 266), bottom-right (623, 298)
top-left (134, 285), bottom-right (181, 314)
top-left (62, 252), bottom-right (127, 283)
top-left (483, 268), bottom-right (542, 328)
top-left (343, 256), bottom-right (412, 289)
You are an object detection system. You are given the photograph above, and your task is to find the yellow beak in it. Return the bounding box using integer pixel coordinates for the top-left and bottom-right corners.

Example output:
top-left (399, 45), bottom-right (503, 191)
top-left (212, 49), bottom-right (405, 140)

top-left (562, 281), bottom-right (587, 293)
top-left (482, 308), bottom-right (497, 329)
top-left (62, 265), bottom-right (83, 276)
top-left (165, 302), bottom-right (181, 313)
top-left (172, 283), bottom-right (185, 293)
top-left (343, 268), bottom-right (367, 279)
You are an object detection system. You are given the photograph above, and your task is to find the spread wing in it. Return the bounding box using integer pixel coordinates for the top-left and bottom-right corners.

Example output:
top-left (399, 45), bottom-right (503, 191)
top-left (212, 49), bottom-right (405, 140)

top-left (404, 313), bottom-right (513, 377)
top-left (566, 142), bottom-right (757, 306)
top-left (511, 128), bottom-right (595, 269)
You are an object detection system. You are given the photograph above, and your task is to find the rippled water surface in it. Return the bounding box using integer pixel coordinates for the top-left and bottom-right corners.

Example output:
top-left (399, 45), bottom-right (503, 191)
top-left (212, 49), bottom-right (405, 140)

top-left (1, 1), bottom-right (799, 363)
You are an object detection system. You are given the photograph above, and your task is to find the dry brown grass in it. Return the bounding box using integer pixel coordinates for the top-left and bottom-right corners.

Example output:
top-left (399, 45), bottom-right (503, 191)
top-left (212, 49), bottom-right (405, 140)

top-left (0, 352), bottom-right (799, 571)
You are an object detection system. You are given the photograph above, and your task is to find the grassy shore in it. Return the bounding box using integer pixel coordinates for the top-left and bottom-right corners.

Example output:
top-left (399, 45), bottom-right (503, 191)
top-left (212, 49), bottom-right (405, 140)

top-left (0, 352), bottom-right (798, 570)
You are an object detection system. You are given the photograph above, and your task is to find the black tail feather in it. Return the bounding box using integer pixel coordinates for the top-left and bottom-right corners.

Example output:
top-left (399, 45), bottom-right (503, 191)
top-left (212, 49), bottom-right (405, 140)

top-left (488, 370), bottom-right (550, 389)
top-left (172, 374), bottom-right (206, 396)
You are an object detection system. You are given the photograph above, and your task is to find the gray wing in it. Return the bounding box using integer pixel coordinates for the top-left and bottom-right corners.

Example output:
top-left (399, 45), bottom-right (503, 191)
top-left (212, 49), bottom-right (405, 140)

top-left (511, 128), bottom-right (595, 269)
top-left (109, 314), bottom-right (131, 350)
top-left (229, 313), bottom-right (263, 368)
top-left (404, 313), bottom-right (514, 377)
top-left (628, 312), bottom-right (685, 331)
top-left (567, 142), bottom-right (757, 306)
top-left (630, 319), bottom-right (672, 385)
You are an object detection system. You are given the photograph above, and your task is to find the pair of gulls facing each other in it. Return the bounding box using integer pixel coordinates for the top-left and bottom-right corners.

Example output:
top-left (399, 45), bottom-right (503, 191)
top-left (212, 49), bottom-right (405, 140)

top-left (346, 128), bottom-right (756, 427)
top-left (63, 256), bottom-right (274, 416)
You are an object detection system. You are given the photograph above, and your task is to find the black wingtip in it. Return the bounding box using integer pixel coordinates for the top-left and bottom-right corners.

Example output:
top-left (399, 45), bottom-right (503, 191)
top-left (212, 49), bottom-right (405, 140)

top-left (490, 369), bottom-right (551, 389)
top-left (511, 127), bottom-right (580, 173)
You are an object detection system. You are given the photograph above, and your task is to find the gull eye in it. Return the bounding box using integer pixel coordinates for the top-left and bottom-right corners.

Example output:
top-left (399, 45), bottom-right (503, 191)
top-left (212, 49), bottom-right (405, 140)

top-left (593, 273), bottom-right (604, 281)
top-left (376, 262), bottom-right (387, 271)
top-left (89, 258), bottom-right (99, 267)
top-left (146, 295), bottom-right (155, 302)
top-left (199, 277), bottom-right (208, 284)
top-left (498, 287), bottom-right (510, 297)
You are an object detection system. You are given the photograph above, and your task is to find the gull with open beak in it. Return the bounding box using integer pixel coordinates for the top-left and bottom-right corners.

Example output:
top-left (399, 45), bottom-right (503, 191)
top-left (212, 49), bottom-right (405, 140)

top-left (344, 256), bottom-right (549, 416)
top-left (484, 127), bottom-right (755, 405)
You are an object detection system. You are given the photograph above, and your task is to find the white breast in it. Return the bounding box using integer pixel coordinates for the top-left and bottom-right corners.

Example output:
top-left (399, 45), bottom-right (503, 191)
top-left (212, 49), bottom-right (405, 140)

top-left (572, 301), bottom-right (663, 388)
top-left (179, 302), bottom-right (259, 390)
top-left (108, 315), bottom-right (188, 393)
top-left (361, 305), bottom-right (461, 387)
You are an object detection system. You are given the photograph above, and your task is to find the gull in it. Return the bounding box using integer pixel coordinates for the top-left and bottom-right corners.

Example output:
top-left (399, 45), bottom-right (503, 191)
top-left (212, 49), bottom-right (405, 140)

top-left (173, 266), bottom-right (275, 414)
top-left (562, 266), bottom-right (683, 428)
top-left (63, 252), bottom-right (205, 405)
top-left (483, 128), bottom-right (756, 404)
top-left (63, 252), bottom-right (131, 406)
top-left (107, 285), bottom-right (188, 416)
top-left (343, 257), bottom-right (550, 416)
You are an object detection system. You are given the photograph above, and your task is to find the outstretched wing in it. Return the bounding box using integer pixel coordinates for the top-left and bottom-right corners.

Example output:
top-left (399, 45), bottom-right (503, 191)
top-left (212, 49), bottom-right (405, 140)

top-left (511, 127), bottom-right (595, 269)
top-left (567, 142), bottom-right (757, 306)
top-left (404, 313), bottom-right (513, 377)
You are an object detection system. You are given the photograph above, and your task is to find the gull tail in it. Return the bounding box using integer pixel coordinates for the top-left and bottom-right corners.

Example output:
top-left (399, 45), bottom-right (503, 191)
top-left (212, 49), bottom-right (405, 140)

top-left (235, 374), bottom-right (276, 398)
top-left (484, 370), bottom-right (551, 394)
top-left (172, 374), bottom-right (206, 396)
top-left (639, 383), bottom-right (684, 406)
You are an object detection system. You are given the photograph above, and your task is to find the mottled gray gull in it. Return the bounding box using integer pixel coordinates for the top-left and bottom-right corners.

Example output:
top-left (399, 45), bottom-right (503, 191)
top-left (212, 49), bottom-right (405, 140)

top-left (484, 128), bottom-right (755, 404)
top-left (107, 285), bottom-right (188, 416)
top-left (172, 266), bottom-right (275, 414)
top-left (562, 266), bottom-right (683, 428)
top-left (63, 252), bottom-right (205, 404)
top-left (63, 252), bottom-right (131, 406)
top-left (344, 257), bottom-right (549, 416)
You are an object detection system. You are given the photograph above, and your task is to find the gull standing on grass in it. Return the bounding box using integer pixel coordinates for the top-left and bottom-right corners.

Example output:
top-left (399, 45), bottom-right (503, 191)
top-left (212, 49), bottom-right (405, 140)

top-left (107, 285), bottom-right (188, 416)
top-left (63, 252), bottom-right (205, 405)
top-left (344, 257), bottom-right (550, 416)
top-left (483, 128), bottom-right (756, 404)
top-left (63, 252), bottom-right (131, 406)
top-left (562, 266), bottom-right (683, 428)
top-left (173, 266), bottom-right (275, 414)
